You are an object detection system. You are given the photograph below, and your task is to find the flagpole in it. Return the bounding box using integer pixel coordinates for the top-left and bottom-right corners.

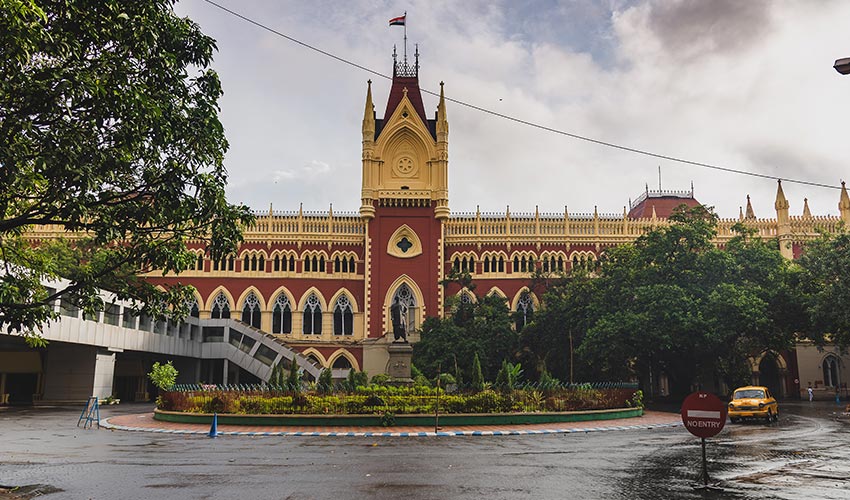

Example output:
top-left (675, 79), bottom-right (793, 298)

top-left (403, 11), bottom-right (408, 61)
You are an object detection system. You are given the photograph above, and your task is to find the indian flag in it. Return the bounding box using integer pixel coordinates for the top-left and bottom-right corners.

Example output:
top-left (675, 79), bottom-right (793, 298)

top-left (389, 15), bottom-right (405, 26)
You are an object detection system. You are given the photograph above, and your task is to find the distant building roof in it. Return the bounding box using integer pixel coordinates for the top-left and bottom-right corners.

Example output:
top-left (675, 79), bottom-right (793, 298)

top-left (628, 188), bottom-right (701, 218)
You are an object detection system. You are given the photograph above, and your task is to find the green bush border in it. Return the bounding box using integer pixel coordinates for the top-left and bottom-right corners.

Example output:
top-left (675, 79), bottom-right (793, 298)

top-left (154, 407), bottom-right (643, 427)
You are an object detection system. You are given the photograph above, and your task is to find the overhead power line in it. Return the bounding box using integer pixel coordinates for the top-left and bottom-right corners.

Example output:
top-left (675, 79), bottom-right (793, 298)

top-left (200, 0), bottom-right (841, 191)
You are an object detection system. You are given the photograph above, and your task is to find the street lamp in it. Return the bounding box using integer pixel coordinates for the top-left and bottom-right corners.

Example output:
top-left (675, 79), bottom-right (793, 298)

top-left (835, 57), bottom-right (850, 75)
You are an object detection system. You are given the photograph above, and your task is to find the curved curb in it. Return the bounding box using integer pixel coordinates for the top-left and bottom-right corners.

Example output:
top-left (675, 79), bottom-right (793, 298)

top-left (101, 417), bottom-right (681, 437)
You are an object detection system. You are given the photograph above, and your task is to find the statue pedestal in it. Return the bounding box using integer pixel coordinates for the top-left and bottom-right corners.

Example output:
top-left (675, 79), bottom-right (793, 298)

top-left (387, 342), bottom-right (414, 384)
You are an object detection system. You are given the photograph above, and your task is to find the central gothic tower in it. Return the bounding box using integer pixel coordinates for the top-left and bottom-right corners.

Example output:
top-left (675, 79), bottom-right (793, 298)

top-left (359, 48), bottom-right (449, 354)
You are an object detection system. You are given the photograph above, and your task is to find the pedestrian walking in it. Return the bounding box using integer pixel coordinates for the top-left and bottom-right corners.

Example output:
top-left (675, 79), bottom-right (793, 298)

top-left (808, 386), bottom-right (814, 402)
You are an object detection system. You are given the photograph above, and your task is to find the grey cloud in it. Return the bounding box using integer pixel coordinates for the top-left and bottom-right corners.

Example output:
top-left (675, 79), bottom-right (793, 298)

top-left (739, 143), bottom-right (842, 186)
top-left (645, 0), bottom-right (772, 60)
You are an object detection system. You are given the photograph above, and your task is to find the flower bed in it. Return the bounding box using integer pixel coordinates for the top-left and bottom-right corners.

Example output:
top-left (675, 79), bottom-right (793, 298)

top-left (157, 383), bottom-right (642, 416)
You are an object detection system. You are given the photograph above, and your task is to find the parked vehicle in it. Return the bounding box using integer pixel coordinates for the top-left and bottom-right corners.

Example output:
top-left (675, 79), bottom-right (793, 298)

top-left (728, 386), bottom-right (779, 423)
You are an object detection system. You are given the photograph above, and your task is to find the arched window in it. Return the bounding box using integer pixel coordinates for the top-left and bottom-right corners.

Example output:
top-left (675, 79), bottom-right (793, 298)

top-left (274, 255), bottom-right (281, 272)
top-left (484, 257), bottom-right (491, 273)
top-left (243, 255), bottom-right (250, 271)
top-left (392, 283), bottom-right (417, 332)
top-left (332, 356), bottom-right (353, 370)
top-left (515, 292), bottom-right (533, 331)
top-left (453, 257), bottom-right (460, 272)
top-left (241, 292), bottom-right (261, 328)
top-left (823, 356), bottom-right (840, 388)
top-left (349, 257), bottom-right (356, 273)
top-left (210, 292), bottom-right (230, 319)
top-left (289, 255), bottom-right (295, 271)
top-left (334, 257), bottom-right (341, 273)
top-left (513, 256), bottom-right (519, 272)
top-left (333, 295), bottom-right (353, 335)
top-left (306, 353), bottom-right (322, 367)
top-left (196, 254), bottom-right (204, 271)
top-left (272, 294), bottom-right (292, 334)
top-left (302, 293), bottom-right (322, 335)
top-left (251, 255), bottom-right (258, 271)
top-left (188, 299), bottom-right (200, 318)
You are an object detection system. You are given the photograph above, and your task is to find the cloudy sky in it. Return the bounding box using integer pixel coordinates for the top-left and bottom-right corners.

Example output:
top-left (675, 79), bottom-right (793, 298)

top-left (175, 0), bottom-right (850, 219)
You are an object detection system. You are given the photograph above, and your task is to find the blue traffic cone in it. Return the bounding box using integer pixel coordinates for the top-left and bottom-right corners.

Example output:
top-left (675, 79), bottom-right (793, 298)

top-left (209, 412), bottom-right (218, 438)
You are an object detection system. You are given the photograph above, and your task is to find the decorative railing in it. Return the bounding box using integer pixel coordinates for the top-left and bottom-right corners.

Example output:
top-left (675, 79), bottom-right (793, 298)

top-left (444, 211), bottom-right (843, 247)
top-left (20, 208), bottom-right (844, 250)
top-left (630, 188), bottom-right (695, 211)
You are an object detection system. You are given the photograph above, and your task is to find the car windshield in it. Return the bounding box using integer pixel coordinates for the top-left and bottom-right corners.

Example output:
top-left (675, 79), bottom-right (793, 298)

top-left (734, 389), bottom-right (765, 399)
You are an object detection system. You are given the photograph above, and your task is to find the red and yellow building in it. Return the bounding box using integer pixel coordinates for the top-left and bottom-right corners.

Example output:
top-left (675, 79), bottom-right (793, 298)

top-left (144, 52), bottom-right (850, 390)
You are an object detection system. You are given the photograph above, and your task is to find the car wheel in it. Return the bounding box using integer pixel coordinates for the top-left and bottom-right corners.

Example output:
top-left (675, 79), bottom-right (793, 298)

top-left (765, 409), bottom-right (773, 424)
top-left (773, 412), bottom-right (779, 423)
top-left (730, 417), bottom-right (739, 424)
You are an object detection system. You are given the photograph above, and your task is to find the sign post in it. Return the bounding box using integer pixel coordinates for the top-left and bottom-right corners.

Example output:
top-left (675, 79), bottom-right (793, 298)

top-left (681, 391), bottom-right (727, 490)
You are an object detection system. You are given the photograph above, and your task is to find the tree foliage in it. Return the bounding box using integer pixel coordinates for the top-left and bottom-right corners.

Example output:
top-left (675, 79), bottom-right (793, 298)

top-left (148, 360), bottom-right (178, 391)
top-left (519, 206), bottom-right (803, 395)
top-left (0, 0), bottom-right (253, 345)
top-left (518, 270), bottom-right (597, 383)
top-left (287, 358), bottom-right (301, 392)
top-left (471, 352), bottom-right (484, 391)
top-left (798, 231), bottom-right (850, 347)
top-left (576, 207), bottom-right (799, 396)
top-left (317, 368), bottom-right (333, 394)
top-left (413, 289), bottom-right (517, 382)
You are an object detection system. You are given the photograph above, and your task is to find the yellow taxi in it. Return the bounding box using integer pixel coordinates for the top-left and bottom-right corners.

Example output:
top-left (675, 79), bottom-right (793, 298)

top-left (727, 386), bottom-right (779, 423)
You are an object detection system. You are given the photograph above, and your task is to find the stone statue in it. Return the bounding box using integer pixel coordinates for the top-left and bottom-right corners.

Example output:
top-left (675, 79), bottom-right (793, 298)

top-left (390, 298), bottom-right (407, 342)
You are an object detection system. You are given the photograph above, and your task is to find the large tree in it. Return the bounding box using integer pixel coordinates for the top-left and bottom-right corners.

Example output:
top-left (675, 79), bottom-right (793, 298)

top-left (413, 272), bottom-right (517, 381)
top-left (0, 0), bottom-right (253, 345)
top-left (518, 269), bottom-right (598, 383)
top-left (797, 231), bottom-right (850, 348)
top-left (577, 207), bottom-right (798, 396)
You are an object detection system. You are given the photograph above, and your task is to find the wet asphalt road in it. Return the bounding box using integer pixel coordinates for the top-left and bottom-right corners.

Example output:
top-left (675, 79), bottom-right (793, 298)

top-left (1, 402), bottom-right (849, 499)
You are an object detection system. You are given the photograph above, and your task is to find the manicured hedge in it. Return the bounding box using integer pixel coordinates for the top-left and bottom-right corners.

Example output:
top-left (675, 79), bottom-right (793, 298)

top-left (158, 384), bottom-right (642, 415)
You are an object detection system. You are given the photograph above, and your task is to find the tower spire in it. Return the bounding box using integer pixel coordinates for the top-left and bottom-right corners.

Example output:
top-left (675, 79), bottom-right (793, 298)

top-left (775, 180), bottom-right (792, 259)
top-left (745, 195), bottom-right (755, 219)
top-left (774, 179), bottom-right (789, 211)
top-left (436, 81), bottom-right (448, 141)
top-left (362, 80), bottom-right (375, 142)
top-left (840, 181), bottom-right (850, 225)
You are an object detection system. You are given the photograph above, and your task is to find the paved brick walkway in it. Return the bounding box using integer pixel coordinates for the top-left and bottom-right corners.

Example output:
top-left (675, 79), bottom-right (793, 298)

top-left (103, 410), bottom-right (681, 437)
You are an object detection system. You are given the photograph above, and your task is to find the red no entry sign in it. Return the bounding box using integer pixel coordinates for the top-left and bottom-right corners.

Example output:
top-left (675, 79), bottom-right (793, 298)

top-left (681, 391), bottom-right (727, 438)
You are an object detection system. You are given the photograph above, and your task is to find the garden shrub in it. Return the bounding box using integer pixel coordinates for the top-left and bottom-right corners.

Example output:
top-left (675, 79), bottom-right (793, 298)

top-left (292, 393), bottom-right (308, 408)
top-left (160, 383), bottom-right (635, 415)
top-left (370, 373), bottom-right (391, 386)
top-left (364, 394), bottom-right (385, 407)
top-left (317, 368), bottom-right (333, 394)
top-left (203, 396), bottom-right (227, 414)
top-left (413, 374), bottom-right (432, 388)
top-left (238, 397), bottom-right (265, 415)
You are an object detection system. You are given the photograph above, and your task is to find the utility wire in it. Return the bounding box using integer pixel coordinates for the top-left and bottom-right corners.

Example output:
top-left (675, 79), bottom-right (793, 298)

top-left (201, 0), bottom-right (841, 191)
